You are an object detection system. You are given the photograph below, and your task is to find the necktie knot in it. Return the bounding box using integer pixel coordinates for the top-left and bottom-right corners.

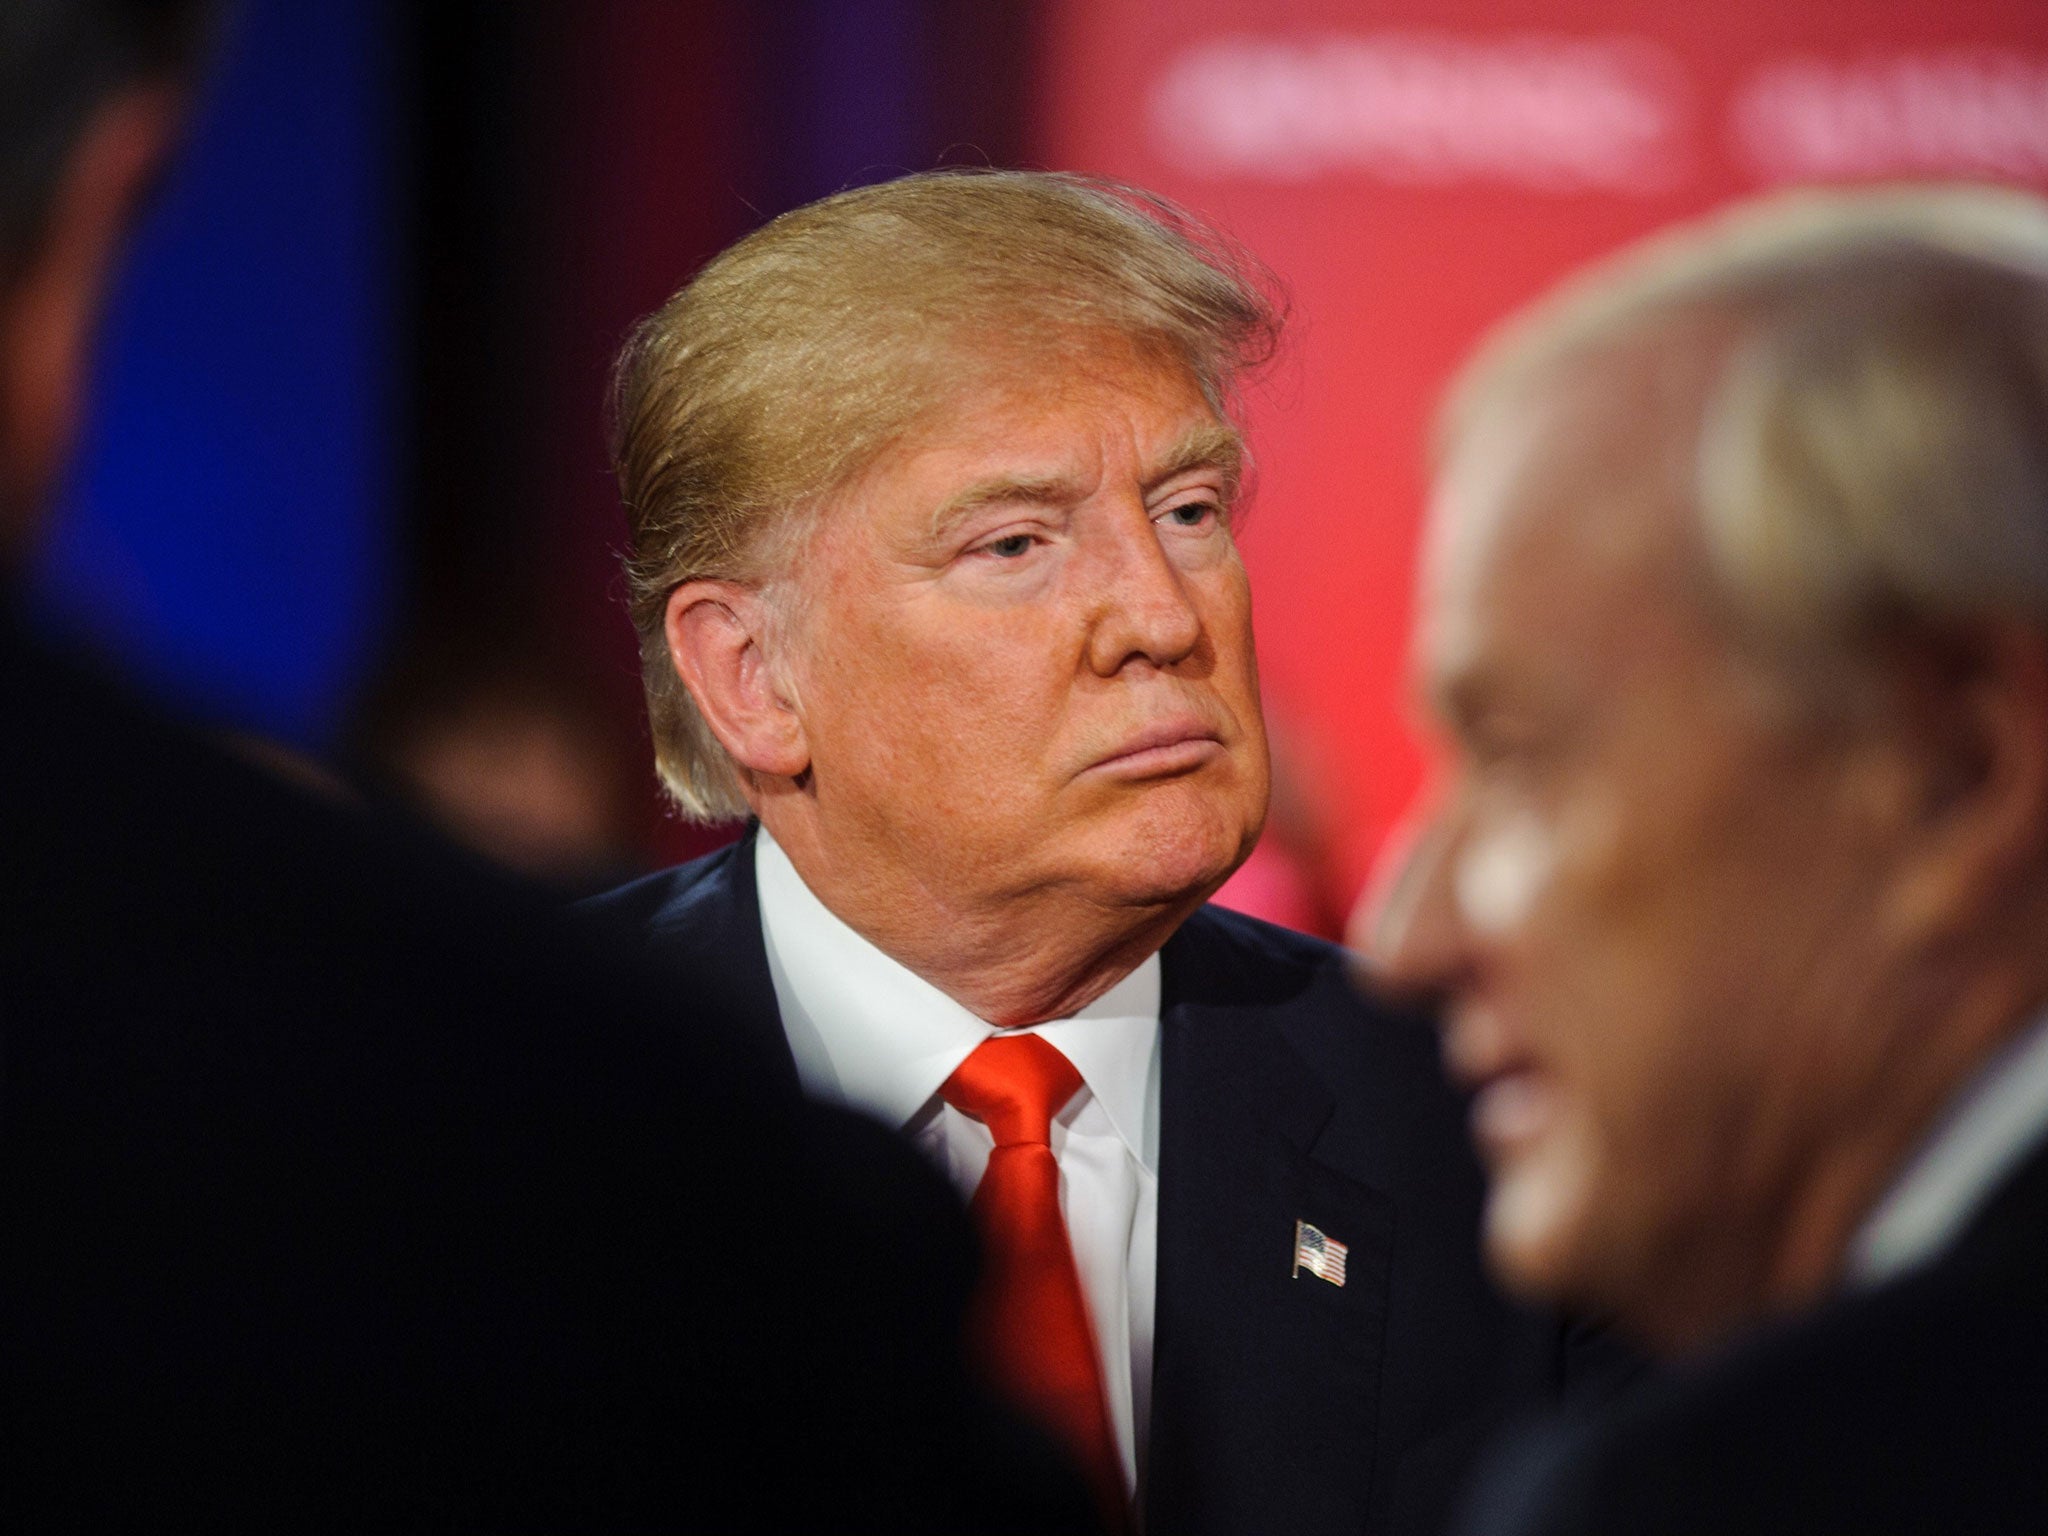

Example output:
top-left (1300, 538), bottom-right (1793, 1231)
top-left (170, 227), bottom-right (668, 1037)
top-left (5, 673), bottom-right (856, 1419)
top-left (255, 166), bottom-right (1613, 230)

top-left (940, 1032), bottom-right (1083, 1149)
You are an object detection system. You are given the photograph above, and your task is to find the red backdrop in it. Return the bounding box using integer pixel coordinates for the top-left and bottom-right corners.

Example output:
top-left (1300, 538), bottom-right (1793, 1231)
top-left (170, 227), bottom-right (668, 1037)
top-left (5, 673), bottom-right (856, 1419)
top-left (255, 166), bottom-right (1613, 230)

top-left (1036, 0), bottom-right (2048, 919)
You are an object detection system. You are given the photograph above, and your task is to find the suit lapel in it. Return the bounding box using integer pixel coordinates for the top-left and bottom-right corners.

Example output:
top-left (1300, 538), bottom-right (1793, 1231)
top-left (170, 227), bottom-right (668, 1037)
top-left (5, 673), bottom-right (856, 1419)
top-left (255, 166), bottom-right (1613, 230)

top-left (1146, 915), bottom-right (1391, 1536)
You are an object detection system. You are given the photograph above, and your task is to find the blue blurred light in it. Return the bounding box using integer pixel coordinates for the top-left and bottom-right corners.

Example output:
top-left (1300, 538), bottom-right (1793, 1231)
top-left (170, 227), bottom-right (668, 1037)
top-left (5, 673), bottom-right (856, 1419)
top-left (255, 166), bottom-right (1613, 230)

top-left (33, 0), bottom-right (395, 747)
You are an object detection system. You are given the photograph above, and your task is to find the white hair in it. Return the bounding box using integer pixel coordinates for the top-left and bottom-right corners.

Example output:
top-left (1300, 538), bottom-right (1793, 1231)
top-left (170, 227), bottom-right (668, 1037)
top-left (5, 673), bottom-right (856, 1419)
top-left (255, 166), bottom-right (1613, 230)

top-left (1443, 185), bottom-right (2048, 691)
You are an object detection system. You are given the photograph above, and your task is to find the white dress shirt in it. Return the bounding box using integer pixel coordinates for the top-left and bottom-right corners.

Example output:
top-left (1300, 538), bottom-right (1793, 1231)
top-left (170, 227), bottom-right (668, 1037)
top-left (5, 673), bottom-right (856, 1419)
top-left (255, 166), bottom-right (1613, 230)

top-left (1848, 1006), bottom-right (2048, 1286)
top-left (753, 828), bottom-right (1161, 1503)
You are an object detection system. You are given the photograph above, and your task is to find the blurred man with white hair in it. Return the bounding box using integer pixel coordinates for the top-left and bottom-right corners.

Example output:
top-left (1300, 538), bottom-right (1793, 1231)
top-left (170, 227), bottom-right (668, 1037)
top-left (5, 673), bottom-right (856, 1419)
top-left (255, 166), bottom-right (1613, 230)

top-left (1376, 184), bottom-right (2048, 1533)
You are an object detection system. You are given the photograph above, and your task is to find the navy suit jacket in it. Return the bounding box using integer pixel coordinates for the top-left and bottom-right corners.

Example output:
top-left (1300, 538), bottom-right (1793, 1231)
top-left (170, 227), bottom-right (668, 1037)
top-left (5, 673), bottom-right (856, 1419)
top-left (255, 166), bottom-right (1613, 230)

top-left (584, 826), bottom-right (1619, 1536)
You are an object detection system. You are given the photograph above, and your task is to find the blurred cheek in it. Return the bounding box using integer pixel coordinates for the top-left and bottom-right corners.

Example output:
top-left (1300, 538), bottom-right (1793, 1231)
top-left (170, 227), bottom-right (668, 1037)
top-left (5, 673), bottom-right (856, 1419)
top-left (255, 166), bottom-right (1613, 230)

top-left (1453, 798), bottom-right (1662, 1297)
top-left (1453, 806), bottom-right (1556, 936)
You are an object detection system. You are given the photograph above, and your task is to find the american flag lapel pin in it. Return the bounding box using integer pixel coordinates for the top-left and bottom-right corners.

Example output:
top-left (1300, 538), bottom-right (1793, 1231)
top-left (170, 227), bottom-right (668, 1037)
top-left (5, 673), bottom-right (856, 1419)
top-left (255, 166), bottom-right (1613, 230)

top-left (1292, 1219), bottom-right (1349, 1287)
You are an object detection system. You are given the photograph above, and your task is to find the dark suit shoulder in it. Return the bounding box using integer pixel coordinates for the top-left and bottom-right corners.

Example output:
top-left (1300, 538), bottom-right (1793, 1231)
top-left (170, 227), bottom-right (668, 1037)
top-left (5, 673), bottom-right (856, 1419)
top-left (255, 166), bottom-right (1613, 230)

top-left (1170, 902), bottom-right (1457, 1135)
top-left (1171, 900), bottom-right (1357, 991)
top-left (574, 832), bottom-right (748, 944)
top-left (1473, 1146), bottom-right (2048, 1535)
top-left (1172, 902), bottom-right (1435, 1037)
top-left (573, 827), bottom-right (799, 1089)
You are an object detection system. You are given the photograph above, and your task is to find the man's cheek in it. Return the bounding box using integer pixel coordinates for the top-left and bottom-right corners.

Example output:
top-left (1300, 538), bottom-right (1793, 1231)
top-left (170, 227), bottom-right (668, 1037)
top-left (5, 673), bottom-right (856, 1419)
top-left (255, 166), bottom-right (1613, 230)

top-left (1454, 808), bottom-right (1558, 937)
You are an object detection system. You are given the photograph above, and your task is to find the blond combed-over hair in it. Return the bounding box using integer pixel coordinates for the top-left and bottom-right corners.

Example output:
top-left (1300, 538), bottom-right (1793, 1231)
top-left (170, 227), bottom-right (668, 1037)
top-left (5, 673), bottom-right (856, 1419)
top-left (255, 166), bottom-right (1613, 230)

top-left (1441, 184), bottom-right (2048, 703)
top-left (611, 169), bottom-right (1283, 821)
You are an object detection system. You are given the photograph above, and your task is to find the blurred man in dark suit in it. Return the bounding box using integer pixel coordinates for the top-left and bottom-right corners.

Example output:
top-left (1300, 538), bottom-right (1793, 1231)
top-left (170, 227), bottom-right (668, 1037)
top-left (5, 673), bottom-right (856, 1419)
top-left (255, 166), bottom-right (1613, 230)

top-left (583, 169), bottom-right (1619, 1536)
top-left (0, 5), bottom-right (1089, 1529)
top-left (1376, 184), bottom-right (2048, 1534)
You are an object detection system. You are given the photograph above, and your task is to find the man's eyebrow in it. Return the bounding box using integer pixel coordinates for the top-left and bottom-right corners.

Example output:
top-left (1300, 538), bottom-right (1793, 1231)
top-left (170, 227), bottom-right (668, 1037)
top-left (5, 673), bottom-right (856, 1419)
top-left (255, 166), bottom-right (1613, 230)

top-left (922, 421), bottom-right (1246, 544)
top-left (926, 470), bottom-right (1085, 543)
top-left (1148, 422), bottom-right (1243, 500)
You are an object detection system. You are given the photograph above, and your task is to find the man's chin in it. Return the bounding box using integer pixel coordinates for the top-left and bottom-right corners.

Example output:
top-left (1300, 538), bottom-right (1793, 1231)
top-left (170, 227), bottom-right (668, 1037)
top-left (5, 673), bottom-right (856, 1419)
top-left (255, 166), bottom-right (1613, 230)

top-left (1480, 1156), bottom-right (1602, 1309)
top-left (1096, 856), bottom-right (1239, 913)
top-left (1080, 795), bottom-right (1262, 911)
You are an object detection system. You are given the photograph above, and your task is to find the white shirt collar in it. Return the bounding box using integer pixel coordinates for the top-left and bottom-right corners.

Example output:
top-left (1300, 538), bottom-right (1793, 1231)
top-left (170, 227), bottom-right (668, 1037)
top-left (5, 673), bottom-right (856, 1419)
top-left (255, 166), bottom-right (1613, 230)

top-left (1848, 1005), bottom-right (2048, 1287)
top-left (753, 826), bottom-right (1162, 1170)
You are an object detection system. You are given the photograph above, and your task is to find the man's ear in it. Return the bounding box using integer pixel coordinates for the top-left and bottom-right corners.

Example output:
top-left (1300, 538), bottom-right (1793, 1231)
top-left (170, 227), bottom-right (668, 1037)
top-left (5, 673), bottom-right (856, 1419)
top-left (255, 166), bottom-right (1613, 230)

top-left (664, 579), bottom-right (810, 781)
top-left (1, 84), bottom-right (183, 550)
top-left (1877, 623), bottom-right (2048, 943)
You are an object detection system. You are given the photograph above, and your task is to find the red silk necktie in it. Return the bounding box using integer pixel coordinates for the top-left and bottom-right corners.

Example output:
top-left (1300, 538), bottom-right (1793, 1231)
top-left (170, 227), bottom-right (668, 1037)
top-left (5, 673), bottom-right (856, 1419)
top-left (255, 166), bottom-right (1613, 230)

top-left (941, 1033), bottom-right (1126, 1527)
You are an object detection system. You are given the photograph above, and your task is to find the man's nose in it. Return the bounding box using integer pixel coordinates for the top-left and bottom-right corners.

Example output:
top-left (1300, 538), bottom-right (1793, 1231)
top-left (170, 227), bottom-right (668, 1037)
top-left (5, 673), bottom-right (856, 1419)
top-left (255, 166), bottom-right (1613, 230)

top-left (1359, 808), bottom-right (1469, 1003)
top-left (1081, 510), bottom-right (1204, 676)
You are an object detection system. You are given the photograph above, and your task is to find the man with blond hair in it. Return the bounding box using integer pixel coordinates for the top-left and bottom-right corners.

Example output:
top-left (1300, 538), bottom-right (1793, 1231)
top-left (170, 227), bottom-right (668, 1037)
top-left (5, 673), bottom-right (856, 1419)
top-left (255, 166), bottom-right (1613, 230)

top-left (1374, 184), bottom-right (2048, 1534)
top-left (585, 170), bottom-right (1607, 1536)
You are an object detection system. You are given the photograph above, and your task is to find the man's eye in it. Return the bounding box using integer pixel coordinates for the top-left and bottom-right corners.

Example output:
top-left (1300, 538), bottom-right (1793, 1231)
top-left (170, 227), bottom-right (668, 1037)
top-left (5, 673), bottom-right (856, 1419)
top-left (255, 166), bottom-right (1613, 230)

top-left (1466, 732), bottom-right (1554, 778)
top-left (982, 533), bottom-right (1035, 558)
top-left (1160, 501), bottom-right (1218, 528)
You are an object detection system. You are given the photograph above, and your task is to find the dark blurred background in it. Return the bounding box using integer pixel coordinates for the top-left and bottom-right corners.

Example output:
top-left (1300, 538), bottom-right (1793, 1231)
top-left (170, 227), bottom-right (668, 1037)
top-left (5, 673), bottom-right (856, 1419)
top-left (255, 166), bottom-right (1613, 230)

top-left (32, 0), bottom-right (2048, 926)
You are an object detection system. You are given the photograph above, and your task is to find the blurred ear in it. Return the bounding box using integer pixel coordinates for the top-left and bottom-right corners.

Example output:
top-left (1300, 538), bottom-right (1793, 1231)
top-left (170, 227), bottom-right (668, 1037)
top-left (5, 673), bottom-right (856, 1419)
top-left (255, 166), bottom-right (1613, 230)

top-left (1, 84), bottom-right (183, 549)
top-left (1876, 623), bottom-right (2048, 943)
top-left (663, 580), bottom-right (810, 781)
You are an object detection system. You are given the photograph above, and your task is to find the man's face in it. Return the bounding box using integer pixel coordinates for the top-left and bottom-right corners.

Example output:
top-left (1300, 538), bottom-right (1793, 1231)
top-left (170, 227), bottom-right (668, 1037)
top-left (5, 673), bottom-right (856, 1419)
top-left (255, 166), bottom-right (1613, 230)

top-left (1380, 349), bottom-right (1917, 1347)
top-left (773, 338), bottom-right (1268, 940)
